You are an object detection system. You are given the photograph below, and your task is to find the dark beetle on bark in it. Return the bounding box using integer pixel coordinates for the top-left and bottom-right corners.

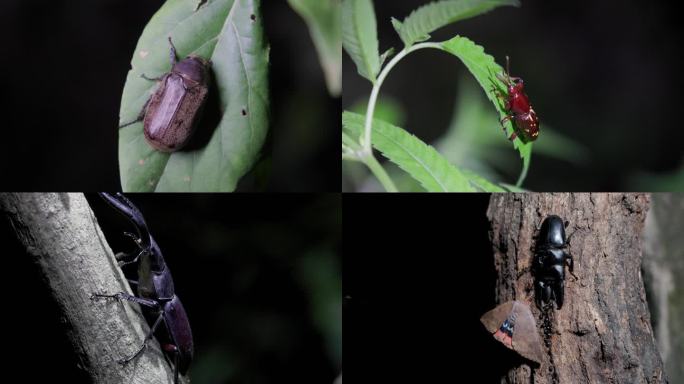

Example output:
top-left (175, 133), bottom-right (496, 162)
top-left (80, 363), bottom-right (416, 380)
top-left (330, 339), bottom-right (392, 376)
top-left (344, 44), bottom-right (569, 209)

top-left (92, 193), bottom-right (193, 383)
top-left (122, 37), bottom-right (211, 152)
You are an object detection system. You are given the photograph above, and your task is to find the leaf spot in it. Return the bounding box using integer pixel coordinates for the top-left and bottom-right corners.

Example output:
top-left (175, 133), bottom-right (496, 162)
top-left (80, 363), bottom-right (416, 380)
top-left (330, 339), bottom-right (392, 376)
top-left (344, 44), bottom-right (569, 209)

top-left (241, 108), bottom-right (247, 116)
top-left (148, 180), bottom-right (155, 187)
top-left (138, 159), bottom-right (145, 166)
top-left (139, 50), bottom-right (149, 59)
top-left (250, 14), bottom-right (256, 22)
top-left (183, 176), bottom-right (191, 182)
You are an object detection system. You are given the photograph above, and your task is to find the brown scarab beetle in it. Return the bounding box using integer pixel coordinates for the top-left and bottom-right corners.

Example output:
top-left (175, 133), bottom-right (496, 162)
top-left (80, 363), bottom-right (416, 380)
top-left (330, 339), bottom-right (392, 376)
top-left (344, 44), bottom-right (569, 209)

top-left (121, 37), bottom-right (211, 152)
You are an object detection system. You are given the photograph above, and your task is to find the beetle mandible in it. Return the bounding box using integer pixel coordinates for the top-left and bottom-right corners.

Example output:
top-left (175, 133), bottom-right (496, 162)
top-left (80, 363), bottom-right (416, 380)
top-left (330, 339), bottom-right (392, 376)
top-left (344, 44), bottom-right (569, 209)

top-left (533, 215), bottom-right (574, 309)
top-left (92, 192), bottom-right (193, 383)
top-left (492, 56), bottom-right (539, 143)
top-left (121, 37), bottom-right (211, 152)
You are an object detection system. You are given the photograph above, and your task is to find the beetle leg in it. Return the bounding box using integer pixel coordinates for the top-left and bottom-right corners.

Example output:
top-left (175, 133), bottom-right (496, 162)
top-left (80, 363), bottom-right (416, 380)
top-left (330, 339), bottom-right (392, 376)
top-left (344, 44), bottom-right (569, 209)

top-left (118, 311), bottom-right (165, 365)
top-left (174, 348), bottom-right (179, 384)
top-left (91, 292), bottom-right (160, 309)
top-left (507, 131), bottom-right (517, 141)
top-left (499, 116), bottom-right (517, 141)
top-left (140, 73), bottom-right (164, 82)
top-left (168, 37), bottom-right (178, 66)
top-left (118, 98), bottom-right (151, 128)
top-left (117, 249), bottom-right (147, 268)
top-left (565, 229), bottom-right (577, 246)
top-left (114, 231), bottom-right (148, 266)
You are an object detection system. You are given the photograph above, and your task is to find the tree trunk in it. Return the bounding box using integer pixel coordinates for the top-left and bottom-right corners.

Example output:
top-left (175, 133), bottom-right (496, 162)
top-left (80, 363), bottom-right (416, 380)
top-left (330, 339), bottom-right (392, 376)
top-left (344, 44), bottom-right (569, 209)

top-left (0, 193), bottom-right (182, 384)
top-left (486, 193), bottom-right (666, 383)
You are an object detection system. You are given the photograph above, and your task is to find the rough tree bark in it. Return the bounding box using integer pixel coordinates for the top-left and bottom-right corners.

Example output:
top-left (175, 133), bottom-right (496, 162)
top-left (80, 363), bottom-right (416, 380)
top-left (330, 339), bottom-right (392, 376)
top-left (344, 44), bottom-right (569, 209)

top-left (486, 193), bottom-right (666, 384)
top-left (0, 193), bottom-right (185, 384)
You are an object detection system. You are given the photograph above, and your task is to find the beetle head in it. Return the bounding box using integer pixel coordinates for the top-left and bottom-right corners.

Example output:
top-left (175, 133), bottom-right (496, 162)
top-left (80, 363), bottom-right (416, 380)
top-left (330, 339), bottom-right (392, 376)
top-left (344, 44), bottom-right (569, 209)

top-left (173, 55), bottom-right (211, 83)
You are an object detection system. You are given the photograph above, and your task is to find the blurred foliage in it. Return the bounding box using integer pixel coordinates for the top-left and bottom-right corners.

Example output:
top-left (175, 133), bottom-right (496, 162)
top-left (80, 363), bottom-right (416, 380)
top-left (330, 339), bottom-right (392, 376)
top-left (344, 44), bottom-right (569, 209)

top-left (288, 0), bottom-right (342, 96)
top-left (629, 166), bottom-right (684, 192)
top-left (643, 194), bottom-right (684, 383)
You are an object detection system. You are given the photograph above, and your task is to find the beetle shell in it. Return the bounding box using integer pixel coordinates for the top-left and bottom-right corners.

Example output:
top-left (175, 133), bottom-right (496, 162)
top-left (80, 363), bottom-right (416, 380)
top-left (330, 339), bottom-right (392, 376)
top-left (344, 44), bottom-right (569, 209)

top-left (143, 55), bottom-right (210, 152)
top-left (534, 215), bottom-right (573, 309)
top-left (511, 108), bottom-right (539, 143)
top-left (495, 58), bottom-right (540, 143)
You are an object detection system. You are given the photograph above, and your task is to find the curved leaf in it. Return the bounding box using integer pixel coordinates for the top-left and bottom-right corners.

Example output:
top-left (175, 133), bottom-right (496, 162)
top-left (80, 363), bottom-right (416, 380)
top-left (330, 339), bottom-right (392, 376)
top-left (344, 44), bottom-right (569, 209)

top-left (461, 169), bottom-right (505, 192)
top-left (288, 0), bottom-right (342, 96)
top-left (397, 0), bottom-right (519, 47)
top-left (342, 0), bottom-right (380, 83)
top-left (440, 35), bottom-right (531, 185)
top-left (343, 111), bottom-right (476, 192)
top-left (119, 0), bottom-right (269, 192)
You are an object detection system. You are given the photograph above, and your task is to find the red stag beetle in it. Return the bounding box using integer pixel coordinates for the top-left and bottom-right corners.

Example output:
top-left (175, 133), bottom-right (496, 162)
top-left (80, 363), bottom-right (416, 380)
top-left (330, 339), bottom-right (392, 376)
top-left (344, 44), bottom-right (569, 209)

top-left (491, 56), bottom-right (540, 143)
top-left (92, 192), bottom-right (193, 383)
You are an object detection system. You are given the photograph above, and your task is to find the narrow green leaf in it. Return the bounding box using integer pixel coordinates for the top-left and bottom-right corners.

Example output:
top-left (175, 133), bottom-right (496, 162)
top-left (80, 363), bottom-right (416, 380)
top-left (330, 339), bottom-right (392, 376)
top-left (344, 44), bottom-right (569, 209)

top-left (440, 35), bottom-right (531, 185)
top-left (391, 17), bottom-right (403, 36)
top-left (343, 111), bottom-right (475, 192)
top-left (397, 0), bottom-right (519, 47)
top-left (461, 169), bottom-right (506, 192)
top-left (342, 0), bottom-right (380, 82)
top-left (119, 0), bottom-right (269, 192)
top-left (288, 0), bottom-right (342, 96)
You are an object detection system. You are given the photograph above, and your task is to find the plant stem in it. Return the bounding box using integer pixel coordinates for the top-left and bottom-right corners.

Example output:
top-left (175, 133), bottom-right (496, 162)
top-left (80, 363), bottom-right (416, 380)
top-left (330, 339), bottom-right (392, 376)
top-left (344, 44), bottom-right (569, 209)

top-left (362, 153), bottom-right (398, 192)
top-left (359, 42), bottom-right (443, 192)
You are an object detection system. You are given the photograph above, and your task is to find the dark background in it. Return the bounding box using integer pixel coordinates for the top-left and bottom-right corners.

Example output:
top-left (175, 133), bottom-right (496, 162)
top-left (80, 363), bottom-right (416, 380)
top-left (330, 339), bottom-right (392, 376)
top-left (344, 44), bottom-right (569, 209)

top-left (1, 194), bottom-right (341, 383)
top-left (343, 0), bottom-right (684, 191)
top-left (0, 1), bottom-right (338, 192)
top-left (345, 194), bottom-right (531, 382)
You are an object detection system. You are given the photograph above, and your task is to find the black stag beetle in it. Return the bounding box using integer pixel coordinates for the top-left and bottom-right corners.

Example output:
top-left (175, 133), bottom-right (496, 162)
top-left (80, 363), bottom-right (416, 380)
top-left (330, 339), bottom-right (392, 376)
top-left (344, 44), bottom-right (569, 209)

top-left (92, 192), bottom-right (193, 383)
top-left (533, 215), bottom-right (575, 310)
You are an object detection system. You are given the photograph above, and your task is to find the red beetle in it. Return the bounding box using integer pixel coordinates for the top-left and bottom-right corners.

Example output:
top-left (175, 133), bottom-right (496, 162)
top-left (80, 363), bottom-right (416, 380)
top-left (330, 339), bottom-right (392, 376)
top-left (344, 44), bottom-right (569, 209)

top-left (493, 56), bottom-right (539, 143)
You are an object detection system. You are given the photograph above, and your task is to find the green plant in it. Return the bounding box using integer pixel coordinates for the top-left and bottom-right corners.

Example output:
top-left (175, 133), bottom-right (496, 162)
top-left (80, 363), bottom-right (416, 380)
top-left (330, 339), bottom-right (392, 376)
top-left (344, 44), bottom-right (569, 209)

top-left (119, 0), bottom-right (269, 192)
top-left (288, 0), bottom-right (342, 97)
top-left (342, 0), bottom-right (532, 192)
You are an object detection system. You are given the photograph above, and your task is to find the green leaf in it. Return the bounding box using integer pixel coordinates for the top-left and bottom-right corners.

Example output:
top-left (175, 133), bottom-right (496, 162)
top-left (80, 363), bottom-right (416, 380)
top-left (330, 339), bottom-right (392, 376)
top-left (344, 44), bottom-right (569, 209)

top-left (396, 0), bottom-right (519, 47)
top-left (343, 111), bottom-right (476, 192)
top-left (440, 35), bottom-right (531, 186)
top-left (461, 169), bottom-right (505, 192)
top-left (119, 0), bottom-right (269, 192)
top-left (342, 0), bottom-right (380, 82)
top-left (288, 0), bottom-right (342, 96)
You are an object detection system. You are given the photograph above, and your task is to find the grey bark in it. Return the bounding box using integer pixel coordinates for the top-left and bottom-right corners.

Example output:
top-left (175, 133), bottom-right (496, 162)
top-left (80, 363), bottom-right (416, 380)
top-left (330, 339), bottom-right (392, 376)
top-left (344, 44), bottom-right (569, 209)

top-left (486, 193), bottom-right (666, 384)
top-left (0, 193), bottom-right (183, 384)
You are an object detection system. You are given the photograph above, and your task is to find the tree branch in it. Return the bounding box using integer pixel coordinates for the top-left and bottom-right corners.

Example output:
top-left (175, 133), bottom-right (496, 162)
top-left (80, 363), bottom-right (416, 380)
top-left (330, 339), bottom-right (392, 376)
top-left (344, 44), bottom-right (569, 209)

top-left (0, 193), bottom-right (181, 384)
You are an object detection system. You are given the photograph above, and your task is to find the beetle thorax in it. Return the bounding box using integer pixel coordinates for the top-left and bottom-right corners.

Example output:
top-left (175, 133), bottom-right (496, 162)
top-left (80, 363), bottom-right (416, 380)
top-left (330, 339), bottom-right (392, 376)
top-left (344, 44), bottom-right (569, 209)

top-left (172, 56), bottom-right (209, 84)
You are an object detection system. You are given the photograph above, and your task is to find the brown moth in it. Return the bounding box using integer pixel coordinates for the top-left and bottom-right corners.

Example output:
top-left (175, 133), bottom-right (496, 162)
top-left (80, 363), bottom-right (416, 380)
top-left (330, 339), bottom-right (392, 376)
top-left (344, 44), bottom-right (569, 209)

top-left (122, 37), bottom-right (211, 152)
top-left (480, 300), bottom-right (544, 364)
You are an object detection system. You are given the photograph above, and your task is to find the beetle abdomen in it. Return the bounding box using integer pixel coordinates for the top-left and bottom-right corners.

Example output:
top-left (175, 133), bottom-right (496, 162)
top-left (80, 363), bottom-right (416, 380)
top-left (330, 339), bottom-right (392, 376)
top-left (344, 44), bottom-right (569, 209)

top-left (143, 73), bottom-right (209, 152)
